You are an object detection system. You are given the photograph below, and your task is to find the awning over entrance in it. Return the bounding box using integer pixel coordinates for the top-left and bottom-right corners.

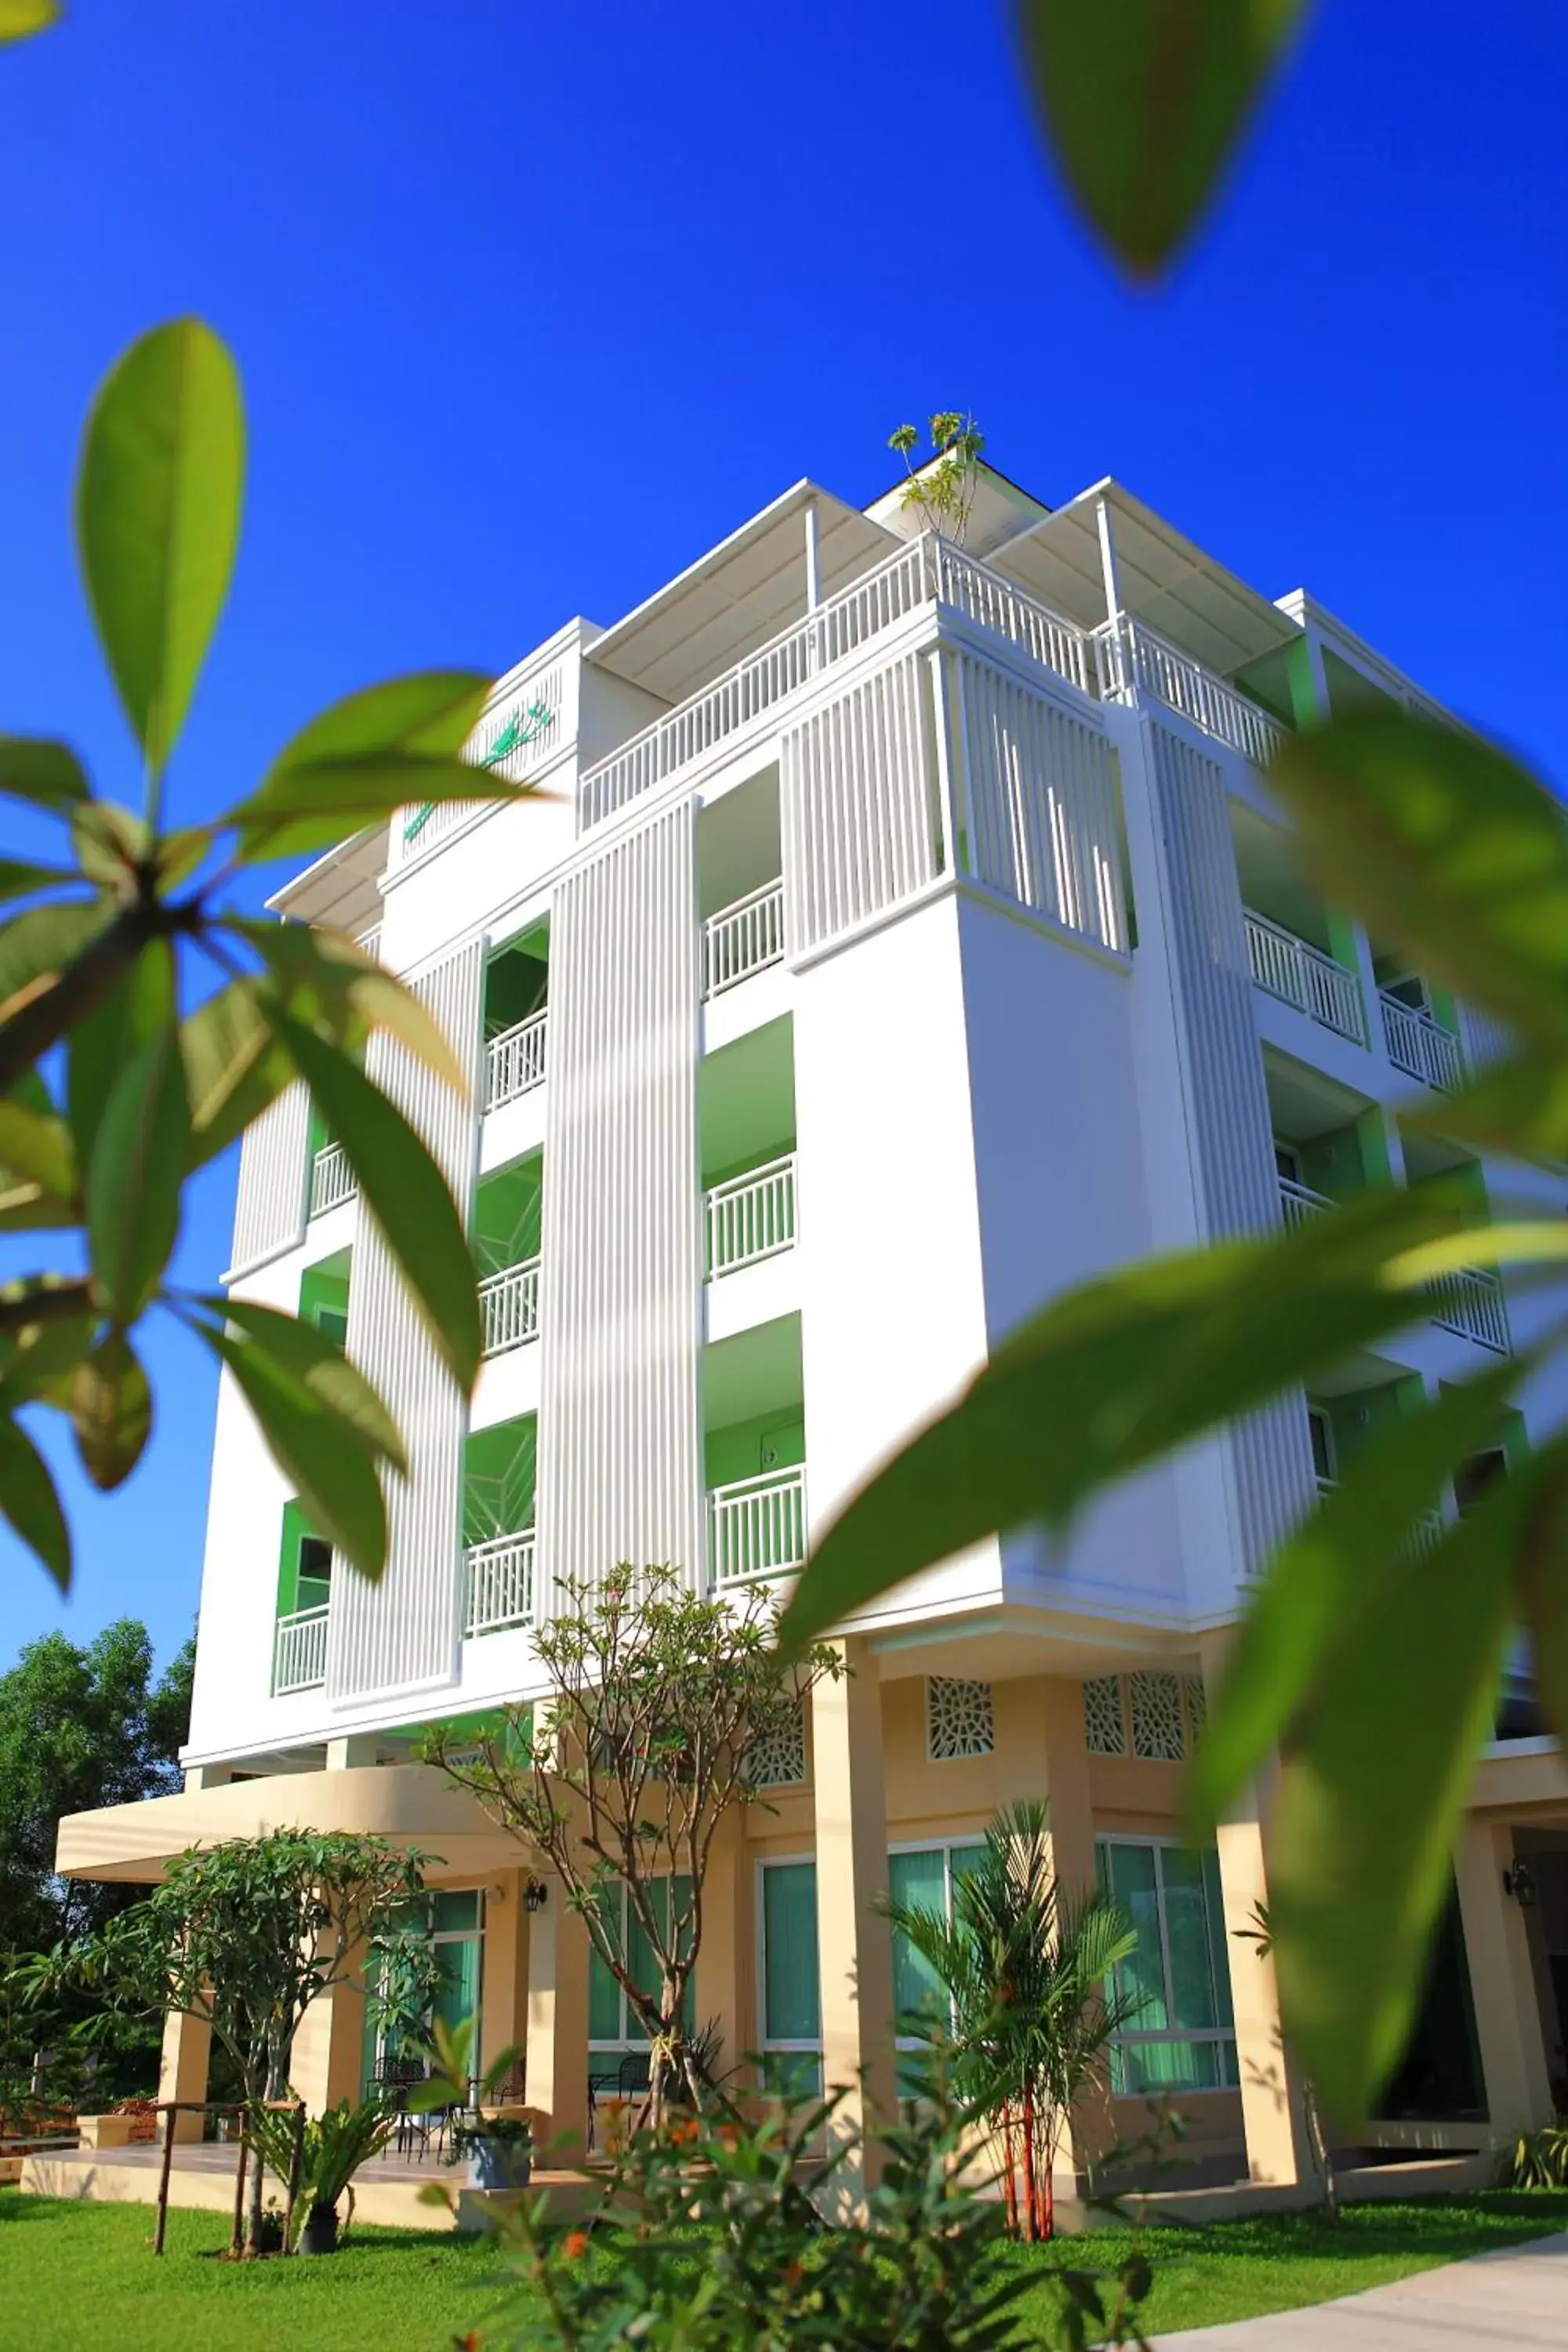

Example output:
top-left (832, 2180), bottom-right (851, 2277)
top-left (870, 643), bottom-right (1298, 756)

top-left (55, 1764), bottom-right (525, 1886)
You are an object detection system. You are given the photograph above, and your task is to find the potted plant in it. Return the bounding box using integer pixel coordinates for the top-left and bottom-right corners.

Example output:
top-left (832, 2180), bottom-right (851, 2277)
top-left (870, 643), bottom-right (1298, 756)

top-left (408, 2017), bottom-right (532, 2191)
top-left (251, 2095), bottom-right (394, 2254)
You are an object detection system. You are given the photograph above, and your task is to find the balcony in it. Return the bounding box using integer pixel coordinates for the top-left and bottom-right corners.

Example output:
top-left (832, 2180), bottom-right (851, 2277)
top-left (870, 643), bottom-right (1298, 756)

top-left (1428, 1264), bottom-right (1510, 1355)
top-left (464, 1528), bottom-right (535, 1636)
top-left (1279, 1174), bottom-right (1332, 1227)
top-left (1244, 912), bottom-right (1365, 1044)
top-left (1093, 614), bottom-right (1287, 769)
top-left (1380, 993), bottom-right (1463, 1093)
top-left (308, 1140), bottom-right (356, 1218)
top-left (706, 1156), bottom-right (796, 1279)
top-left (708, 1465), bottom-right (806, 1588)
top-left (480, 1256), bottom-right (539, 1357)
top-left (273, 1603), bottom-right (328, 1695)
top-left (485, 1009), bottom-right (548, 1110)
top-left (702, 882), bottom-right (784, 1000)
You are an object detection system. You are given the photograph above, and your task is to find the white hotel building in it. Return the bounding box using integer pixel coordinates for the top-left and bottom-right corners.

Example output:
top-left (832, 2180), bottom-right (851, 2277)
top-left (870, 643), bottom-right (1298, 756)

top-left (61, 460), bottom-right (1568, 2186)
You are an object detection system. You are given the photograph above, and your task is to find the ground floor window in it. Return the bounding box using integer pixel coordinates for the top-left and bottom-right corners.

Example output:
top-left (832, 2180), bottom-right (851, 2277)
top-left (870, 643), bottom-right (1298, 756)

top-left (887, 1840), bottom-right (984, 2090)
top-left (1095, 1838), bottom-right (1238, 2093)
top-left (588, 1878), bottom-right (695, 2094)
top-left (361, 1888), bottom-right (485, 2092)
top-left (758, 1859), bottom-right (821, 2097)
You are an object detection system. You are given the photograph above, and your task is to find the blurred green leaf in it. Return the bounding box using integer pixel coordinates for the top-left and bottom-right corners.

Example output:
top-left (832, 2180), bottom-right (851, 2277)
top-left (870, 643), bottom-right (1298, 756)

top-left (0, 1179), bottom-right (75, 1234)
top-left (0, 0), bottom-right (60, 42)
top-left (0, 1290), bottom-right (94, 1408)
top-left (0, 1411), bottom-right (71, 1588)
top-left (71, 800), bottom-right (150, 891)
top-left (1271, 711), bottom-right (1568, 1054)
top-left (180, 977), bottom-right (296, 1168)
top-left (1011, 0), bottom-right (1305, 278)
top-left (0, 859), bottom-right (73, 906)
top-left (228, 670), bottom-right (498, 860)
top-left (0, 1094), bottom-right (74, 1199)
top-left (0, 902), bottom-right (110, 1022)
top-left (67, 940), bottom-right (176, 1177)
top-left (1268, 1463), bottom-right (1530, 2124)
top-left (75, 318), bottom-right (244, 775)
top-left (1188, 1362), bottom-right (1525, 1840)
top-left (229, 917), bottom-right (468, 1094)
top-left (154, 825), bottom-right (216, 891)
top-left (0, 737), bottom-right (89, 814)
top-left (198, 1323), bottom-right (387, 1578)
top-left (782, 1185), bottom-right (1474, 1648)
top-left (70, 1330), bottom-right (152, 1491)
top-left (272, 1011), bottom-right (482, 1392)
top-left (194, 1294), bottom-right (405, 1473)
top-left (1403, 1050), bottom-right (1568, 1167)
top-left (85, 1016), bottom-right (190, 1319)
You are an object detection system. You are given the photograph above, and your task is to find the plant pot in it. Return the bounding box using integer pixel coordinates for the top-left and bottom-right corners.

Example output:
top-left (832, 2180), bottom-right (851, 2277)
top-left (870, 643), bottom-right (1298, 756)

top-left (254, 2212), bottom-right (285, 2255)
top-left (467, 2138), bottom-right (532, 2190)
top-left (299, 2202), bottom-right (340, 2256)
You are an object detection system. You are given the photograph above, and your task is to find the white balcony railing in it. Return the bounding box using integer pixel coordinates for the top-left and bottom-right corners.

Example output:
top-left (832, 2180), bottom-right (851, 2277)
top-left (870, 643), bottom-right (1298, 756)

top-left (1244, 911), bottom-right (1366, 1044)
top-left (708, 1466), bottom-right (807, 1588)
top-left (480, 1257), bottom-right (540, 1357)
top-left (308, 1140), bottom-right (356, 1217)
top-left (1279, 1175), bottom-right (1333, 1226)
top-left (464, 1530), bottom-right (535, 1636)
top-left (273, 1604), bottom-right (329, 1695)
top-left (1428, 1265), bottom-right (1510, 1355)
top-left (1380, 994), bottom-right (1464, 1093)
top-left (485, 1009), bottom-right (548, 1110)
top-left (1093, 615), bottom-right (1287, 769)
top-left (576, 535), bottom-right (1092, 832)
top-left (702, 882), bottom-right (785, 1000)
top-left (706, 1156), bottom-right (797, 1279)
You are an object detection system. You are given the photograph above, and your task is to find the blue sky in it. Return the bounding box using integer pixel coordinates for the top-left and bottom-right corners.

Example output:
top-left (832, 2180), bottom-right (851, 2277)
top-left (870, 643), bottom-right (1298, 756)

top-left (0, 2), bottom-right (1563, 1680)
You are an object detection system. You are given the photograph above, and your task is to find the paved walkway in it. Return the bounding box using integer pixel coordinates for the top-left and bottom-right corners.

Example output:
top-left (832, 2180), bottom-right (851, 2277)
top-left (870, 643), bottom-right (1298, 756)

top-left (1167, 2231), bottom-right (1568, 2347)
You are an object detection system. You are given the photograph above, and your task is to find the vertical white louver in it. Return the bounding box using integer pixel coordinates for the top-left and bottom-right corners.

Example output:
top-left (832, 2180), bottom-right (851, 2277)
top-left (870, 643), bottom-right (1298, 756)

top-left (229, 1080), bottom-right (310, 1276)
top-left (327, 942), bottom-right (485, 1703)
top-left (1145, 722), bottom-right (1316, 1573)
top-left (780, 652), bottom-right (942, 960)
top-left (951, 652), bottom-right (1127, 953)
top-left (533, 803), bottom-right (702, 1610)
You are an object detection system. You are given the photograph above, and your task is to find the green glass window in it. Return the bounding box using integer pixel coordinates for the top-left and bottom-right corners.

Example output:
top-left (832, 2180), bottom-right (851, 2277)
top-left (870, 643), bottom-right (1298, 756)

top-left (587, 1878), bottom-right (695, 2049)
top-left (1097, 1839), bottom-right (1238, 2096)
top-left (887, 1849), bottom-right (948, 2027)
top-left (757, 1860), bottom-right (820, 2094)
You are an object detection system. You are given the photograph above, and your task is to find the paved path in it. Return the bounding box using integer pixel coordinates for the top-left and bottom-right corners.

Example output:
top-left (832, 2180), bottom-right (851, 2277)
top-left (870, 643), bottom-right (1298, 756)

top-left (1167, 2231), bottom-right (1568, 2348)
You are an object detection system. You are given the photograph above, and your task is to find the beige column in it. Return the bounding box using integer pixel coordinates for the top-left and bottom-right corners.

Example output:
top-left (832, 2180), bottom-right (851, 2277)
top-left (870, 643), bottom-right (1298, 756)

top-left (1198, 1632), bottom-right (1314, 2190)
top-left (695, 1811), bottom-right (751, 2094)
top-left (1454, 1820), bottom-right (1555, 2140)
top-left (479, 1871), bottom-right (529, 2087)
top-left (523, 1876), bottom-right (590, 2160)
top-left (811, 1639), bottom-right (896, 2210)
top-left (289, 1944), bottom-right (367, 2114)
top-left (325, 1733), bottom-right (380, 1768)
top-left (158, 2005), bottom-right (212, 2143)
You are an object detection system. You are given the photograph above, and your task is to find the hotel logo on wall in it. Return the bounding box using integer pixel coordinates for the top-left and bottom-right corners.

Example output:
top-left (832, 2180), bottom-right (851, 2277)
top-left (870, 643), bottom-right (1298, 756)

top-left (403, 691), bottom-right (558, 845)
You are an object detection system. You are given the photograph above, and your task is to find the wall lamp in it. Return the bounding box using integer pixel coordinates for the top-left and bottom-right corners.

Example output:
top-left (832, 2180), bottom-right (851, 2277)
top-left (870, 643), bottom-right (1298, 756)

top-left (1503, 1860), bottom-right (1537, 1908)
top-left (524, 1877), bottom-right (550, 1914)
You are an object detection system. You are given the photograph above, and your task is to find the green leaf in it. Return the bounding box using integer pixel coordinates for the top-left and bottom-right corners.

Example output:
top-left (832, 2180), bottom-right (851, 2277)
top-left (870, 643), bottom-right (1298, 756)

top-left (0, 1411), bottom-right (71, 1588)
top-left (1267, 1462), bottom-right (1530, 2124)
top-left (70, 1331), bottom-right (152, 1491)
top-left (67, 941), bottom-right (176, 1178)
top-left (74, 318), bottom-right (245, 774)
top-left (271, 1011), bottom-right (482, 1392)
top-left (194, 1295), bottom-right (405, 1473)
top-left (0, 0), bottom-right (60, 42)
top-left (1188, 1362), bottom-right (1526, 1841)
top-left (1403, 1049), bottom-right (1568, 1167)
top-left (227, 670), bottom-right (497, 860)
top-left (198, 1323), bottom-right (387, 1578)
top-left (229, 917), bottom-right (468, 1094)
top-left (0, 859), bottom-right (74, 906)
top-left (71, 800), bottom-right (150, 891)
top-left (1011, 0), bottom-right (1306, 279)
top-left (85, 1015), bottom-right (191, 1319)
top-left (1271, 711), bottom-right (1568, 1055)
top-left (0, 1094), bottom-right (75, 1199)
top-left (0, 902), bottom-right (110, 1023)
top-left (0, 737), bottom-right (90, 815)
top-left (781, 1185), bottom-right (1476, 1649)
top-left (180, 977), bottom-right (297, 1169)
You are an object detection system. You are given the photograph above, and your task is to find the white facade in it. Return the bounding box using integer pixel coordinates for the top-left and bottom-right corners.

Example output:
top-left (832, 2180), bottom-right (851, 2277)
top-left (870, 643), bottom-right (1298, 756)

top-left (187, 464), bottom-right (1565, 1770)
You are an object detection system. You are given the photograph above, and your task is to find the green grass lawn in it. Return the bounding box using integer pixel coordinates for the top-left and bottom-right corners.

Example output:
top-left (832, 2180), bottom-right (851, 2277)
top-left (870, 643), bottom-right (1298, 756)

top-left (2, 2186), bottom-right (1564, 2349)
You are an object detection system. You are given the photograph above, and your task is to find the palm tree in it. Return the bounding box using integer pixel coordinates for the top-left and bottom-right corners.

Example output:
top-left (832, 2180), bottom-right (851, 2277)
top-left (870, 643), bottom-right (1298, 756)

top-left (880, 1798), bottom-right (1142, 2240)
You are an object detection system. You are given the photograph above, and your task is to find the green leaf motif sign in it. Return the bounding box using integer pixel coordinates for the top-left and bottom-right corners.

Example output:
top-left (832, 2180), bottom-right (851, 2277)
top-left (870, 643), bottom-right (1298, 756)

top-left (402, 696), bottom-right (555, 845)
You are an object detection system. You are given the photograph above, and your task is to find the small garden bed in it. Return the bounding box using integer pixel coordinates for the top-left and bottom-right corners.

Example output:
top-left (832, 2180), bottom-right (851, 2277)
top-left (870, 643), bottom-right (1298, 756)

top-left (3, 2184), bottom-right (1565, 2350)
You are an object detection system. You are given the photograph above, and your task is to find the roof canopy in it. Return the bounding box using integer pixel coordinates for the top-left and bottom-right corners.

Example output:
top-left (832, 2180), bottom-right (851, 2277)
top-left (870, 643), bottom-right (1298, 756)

top-left (586, 481), bottom-right (895, 707)
top-left (266, 822), bottom-right (389, 932)
top-left (990, 480), bottom-right (1301, 678)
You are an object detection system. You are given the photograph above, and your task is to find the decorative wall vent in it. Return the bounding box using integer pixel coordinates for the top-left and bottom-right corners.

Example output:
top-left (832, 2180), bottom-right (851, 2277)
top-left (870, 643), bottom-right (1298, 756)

top-left (927, 1675), bottom-right (995, 1761)
top-left (746, 1705), bottom-right (807, 1789)
top-left (1083, 1671), bottom-right (1207, 1762)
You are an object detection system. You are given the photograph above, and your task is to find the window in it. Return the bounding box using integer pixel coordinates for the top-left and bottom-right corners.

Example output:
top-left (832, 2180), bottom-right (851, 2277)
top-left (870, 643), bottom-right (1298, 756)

top-left (757, 1860), bottom-right (821, 2097)
top-left (1273, 1139), bottom-right (1303, 1185)
top-left (1306, 1404), bottom-right (1335, 1489)
top-left (887, 1842), bottom-right (984, 2091)
top-left (314, 1306), bottom-right (349, 1348)
top-left (363, 1889), bottom-right (485, 2091)
top-left (588, 1878), bottom-right (695, 2062)
top-left (1382, 972), bottom-right (1432, 1016)
top-left (1454, 1447), bottom-right (1508, 1517)
top-left (1096, 1838), bottom-right (1237, 2093)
